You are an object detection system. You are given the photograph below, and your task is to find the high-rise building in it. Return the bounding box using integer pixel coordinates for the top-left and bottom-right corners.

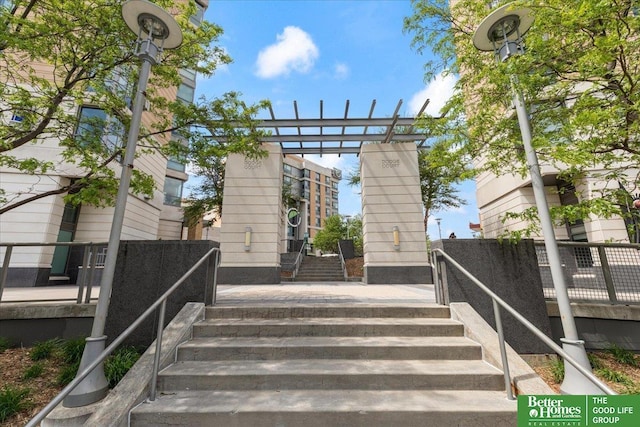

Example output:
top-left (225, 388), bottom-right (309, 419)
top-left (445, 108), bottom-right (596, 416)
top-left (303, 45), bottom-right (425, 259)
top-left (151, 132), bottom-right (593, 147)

top-left (282, 155), bottom-right (341, 251)
top-left (0, 0), bottom-right (208, 286)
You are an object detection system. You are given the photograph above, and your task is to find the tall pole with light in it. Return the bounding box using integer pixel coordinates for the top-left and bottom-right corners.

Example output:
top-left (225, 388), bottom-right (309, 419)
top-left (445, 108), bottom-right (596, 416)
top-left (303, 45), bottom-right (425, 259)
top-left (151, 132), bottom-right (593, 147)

top-left (64, 0), bottom-right (183, 407)
top-left (472, 2), bottom-right (600, 394)
top-left (435, 217), bottom-right (442, 240)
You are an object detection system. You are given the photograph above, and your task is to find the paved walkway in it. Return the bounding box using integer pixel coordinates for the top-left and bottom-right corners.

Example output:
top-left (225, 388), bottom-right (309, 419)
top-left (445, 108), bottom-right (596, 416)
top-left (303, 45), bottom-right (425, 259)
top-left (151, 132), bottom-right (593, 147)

top-left (1, 282), bottom-right (436, 305)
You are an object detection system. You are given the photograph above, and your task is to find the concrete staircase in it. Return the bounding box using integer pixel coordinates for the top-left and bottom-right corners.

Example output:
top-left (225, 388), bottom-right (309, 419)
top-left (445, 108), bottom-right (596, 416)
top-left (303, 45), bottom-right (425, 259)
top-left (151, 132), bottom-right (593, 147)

top-left (294, 255), bottom-right (344, 281)
top-left (130, 304), bottom-right (517, 426)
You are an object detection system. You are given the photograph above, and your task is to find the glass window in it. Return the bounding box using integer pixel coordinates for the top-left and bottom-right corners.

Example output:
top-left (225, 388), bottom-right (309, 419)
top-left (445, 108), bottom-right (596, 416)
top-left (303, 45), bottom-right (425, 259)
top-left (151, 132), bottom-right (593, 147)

top-left (325, 176), bottom-right (330, 184)
top-left (190, 3), bottom-right (205, 26)
top-left (167, 156), bottom-right (185, 172)
top-left (316, 183), bottom-right (321, 192)
top-left (177, 83), bottom-right (195, 104)
top-left (283, 163), bottom-right (293, 175)
top-left (180, 68), bottom-right (197, 83)
top-left (325, 208), bottom-right (331, 217)
top-left (332, 181), bottom-right (339, 190)
top-left (303, 169), bottom-right (310, 178)
top-left (76, 106), bottom-right (125, 156)
top-left (315, 217), bottom-right (321, 227)
top-left (163, 176), bottom-right (183, 206)
top-left (284, 175), bottom-right (292, 185)
top-left (332, 191), bottom-right (338, 200)
top-left (315, 172), bottom-right (320, 181)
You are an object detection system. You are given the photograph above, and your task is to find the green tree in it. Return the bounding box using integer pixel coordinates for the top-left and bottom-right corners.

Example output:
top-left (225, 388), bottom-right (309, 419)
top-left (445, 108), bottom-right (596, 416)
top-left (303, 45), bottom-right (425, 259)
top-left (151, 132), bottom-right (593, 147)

top-left (405, 0), bottom-right (640, 237)
top-left (0, 0), bottom-right (263, 215)
top-left (312, 215), bottom-right (347, 253)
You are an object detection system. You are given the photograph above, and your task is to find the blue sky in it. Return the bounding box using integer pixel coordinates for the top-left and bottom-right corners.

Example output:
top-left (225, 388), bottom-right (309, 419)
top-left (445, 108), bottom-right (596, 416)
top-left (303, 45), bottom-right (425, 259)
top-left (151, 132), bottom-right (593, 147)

top-left (195, 0), bottom-right (478, 239)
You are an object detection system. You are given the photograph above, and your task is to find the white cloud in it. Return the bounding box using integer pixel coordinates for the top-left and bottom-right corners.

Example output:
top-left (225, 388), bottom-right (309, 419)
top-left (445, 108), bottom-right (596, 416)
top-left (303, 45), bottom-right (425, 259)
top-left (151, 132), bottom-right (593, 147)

top-left (334, 63), bottom-right (349, 79)
top-left (255, 26), bottom-right (319, 79)
top-left (408, 72), bottom-right (458, 116)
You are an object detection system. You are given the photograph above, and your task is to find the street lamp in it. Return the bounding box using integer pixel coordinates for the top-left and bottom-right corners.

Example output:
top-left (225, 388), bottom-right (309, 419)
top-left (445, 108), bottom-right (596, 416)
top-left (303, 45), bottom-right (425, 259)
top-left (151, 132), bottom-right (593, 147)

top-left (344, 215), bottom-right (352, 239)
top-left (435, 217), bottom-right (442, 240)
top-left (473, 2), bottom-right (600, 394)
top-left (64, 0), bottom-right (183, 407)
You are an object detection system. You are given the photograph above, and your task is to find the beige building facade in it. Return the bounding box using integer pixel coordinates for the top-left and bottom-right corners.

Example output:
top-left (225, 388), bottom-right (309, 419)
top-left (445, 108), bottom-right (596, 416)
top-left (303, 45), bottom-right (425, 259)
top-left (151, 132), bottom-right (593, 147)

top-left (0, 0), bottom-right (208, 286)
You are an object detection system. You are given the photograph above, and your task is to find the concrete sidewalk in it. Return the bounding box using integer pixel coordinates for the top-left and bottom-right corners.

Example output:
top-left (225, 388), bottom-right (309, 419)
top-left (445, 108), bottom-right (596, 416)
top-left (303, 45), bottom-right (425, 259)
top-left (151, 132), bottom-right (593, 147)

top-left (1, 282), bottom-right (436, 305)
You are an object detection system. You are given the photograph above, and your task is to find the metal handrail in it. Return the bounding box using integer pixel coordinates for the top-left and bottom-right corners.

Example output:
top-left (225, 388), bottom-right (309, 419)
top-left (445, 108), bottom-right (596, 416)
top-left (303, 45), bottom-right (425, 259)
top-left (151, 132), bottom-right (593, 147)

top-left (432, 248), bottom-right (616, 397)
top-left (337, 241), bottom-right (348, 280)
top-left (0, 241), bottom-right (108, 303)
top-left (291, 240), bottom-right (307, 280)
top-left (26, 247), bottom-right (221, 427)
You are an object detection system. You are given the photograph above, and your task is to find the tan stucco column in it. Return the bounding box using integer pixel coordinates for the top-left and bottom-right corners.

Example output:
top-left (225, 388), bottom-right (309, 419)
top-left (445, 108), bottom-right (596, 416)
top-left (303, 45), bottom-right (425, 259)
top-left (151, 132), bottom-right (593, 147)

top-left (360, 143), bottom-right (430, 284)
top-left (218, 144), bottom-right (283, 284)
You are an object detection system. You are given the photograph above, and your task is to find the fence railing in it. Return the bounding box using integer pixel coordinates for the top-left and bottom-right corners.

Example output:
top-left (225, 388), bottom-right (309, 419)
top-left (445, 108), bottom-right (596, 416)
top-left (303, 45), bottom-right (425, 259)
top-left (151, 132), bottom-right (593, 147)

top-left (534, 241), bottom-right (640, 305)
top-left (25, 247), bottom-right (221, 427)
top-left (0, 241), bottom-right (108, 303)
top-left (432, 248), bottom-right (616, 398)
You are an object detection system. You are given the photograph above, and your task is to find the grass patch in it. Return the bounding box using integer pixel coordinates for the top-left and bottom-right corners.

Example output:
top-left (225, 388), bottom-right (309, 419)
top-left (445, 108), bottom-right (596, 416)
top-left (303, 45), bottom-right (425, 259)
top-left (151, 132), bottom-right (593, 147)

top-left (30, 338), bottom-right (62, 361)
top-left (22, 362), bottom-right (44, 380)
top-left (550, 357), bottom-right (565, 383)
top-left (606, 344), bottom-right (638, 367)
top-left (104, 346), bottom-right (141, 388)
top-left (62, 337), bottom-right (86, 365)
top-left (0, 385), bottom-right (31, 423)
top-left (56, 363), bottom-right (80, 387)
top-left (588, 353), bottom-right (604, 370)
top-left (0, 337), bottom-right (11, 354)
top-left (596, 367), bottom-right (633, 386)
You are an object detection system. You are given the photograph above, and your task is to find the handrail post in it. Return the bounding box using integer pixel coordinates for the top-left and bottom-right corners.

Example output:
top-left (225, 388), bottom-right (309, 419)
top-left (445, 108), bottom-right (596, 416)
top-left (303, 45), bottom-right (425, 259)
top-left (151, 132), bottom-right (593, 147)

top-left (77, 244), bottom-right (91, 304)
top-left (149, 299), bottom-right (166, 401)
top-left (597, 245), bottom-right (618, 304)
top-left (85, 247), bottom-right (98, 304)
top-left (493, 299), bottom-right (514, 400)
top-left (212, 249), bottom-right (219, 306)
top-left (0, 245), bottom-right (13, 302)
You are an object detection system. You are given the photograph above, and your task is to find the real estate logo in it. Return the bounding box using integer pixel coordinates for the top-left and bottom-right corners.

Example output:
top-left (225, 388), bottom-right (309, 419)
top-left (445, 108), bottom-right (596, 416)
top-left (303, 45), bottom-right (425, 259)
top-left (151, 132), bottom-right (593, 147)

top-left (518, 395), bottom-right (640, 427)
top-left (519, 395), bottom-right (584, 426)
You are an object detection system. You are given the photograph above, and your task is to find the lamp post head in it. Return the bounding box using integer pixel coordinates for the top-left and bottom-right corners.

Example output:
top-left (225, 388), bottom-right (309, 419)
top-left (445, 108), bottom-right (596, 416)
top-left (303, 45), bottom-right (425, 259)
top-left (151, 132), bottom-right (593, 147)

top-left (122, 0), bottom-right (183, 49)
top-left (473, 2), bottom-right (533, 61)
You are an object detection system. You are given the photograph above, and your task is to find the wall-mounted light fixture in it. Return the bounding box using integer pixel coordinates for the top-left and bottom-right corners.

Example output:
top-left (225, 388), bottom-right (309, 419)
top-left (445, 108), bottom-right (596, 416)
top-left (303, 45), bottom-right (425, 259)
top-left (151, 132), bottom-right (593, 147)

top-left (244, 227), bottom-right (252, 251)
top-left (393, 226), bottom-right (400, 250)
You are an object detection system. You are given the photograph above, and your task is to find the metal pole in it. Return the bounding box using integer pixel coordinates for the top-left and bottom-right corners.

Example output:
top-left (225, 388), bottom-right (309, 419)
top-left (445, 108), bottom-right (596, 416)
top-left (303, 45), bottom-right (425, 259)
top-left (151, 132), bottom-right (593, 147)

top-left (492, 300), bottom-right (514, 400)
top-left (0, 246), bottom-right (13, 302)
top-left (149, 300), bottom-right (166, 401)
top-left (64, 38), bottom-right (160, 407)
top-left (511, 82), bottom-right (601, 394)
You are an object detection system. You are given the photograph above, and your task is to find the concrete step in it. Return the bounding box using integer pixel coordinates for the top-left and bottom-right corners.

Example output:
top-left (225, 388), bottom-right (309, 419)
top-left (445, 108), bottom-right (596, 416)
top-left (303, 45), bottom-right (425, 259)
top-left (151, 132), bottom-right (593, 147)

top-left (205, 305), bottom-right (451, 319)
top-left (192, 317), bottom-right (464, 338)
top-left (176, 336), bottom-right (483, 361)
top-left (158, 359), bottom-right (505, 391)
top-left (130, 389), bottom-right (517, 427)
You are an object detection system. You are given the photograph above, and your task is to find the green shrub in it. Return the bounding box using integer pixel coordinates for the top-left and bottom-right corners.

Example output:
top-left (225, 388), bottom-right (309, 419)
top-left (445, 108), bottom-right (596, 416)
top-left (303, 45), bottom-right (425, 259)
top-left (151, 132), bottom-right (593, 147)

top-left (22, 363), bottom-right (44, 380)
top-left (30, 338), bottom-right (61, 361)
top-left (0, 385), bottom-right (31, 423)
top-left (0, 337), bottom-right (11, 353)
top-left (104, 346), bottom-right (141, 388)
top-left (588, 353), bottom-right (604, 370)
top-left (596, 368), bottom-right (633, 386)
top-left (551, 358), bottom-right (565, 383)
top-left (606, 344), bottom-right (638, 367)
top-left (57, 362), bottom-right (80, 387)
top-left (62, 337), bottom-right (86, 365)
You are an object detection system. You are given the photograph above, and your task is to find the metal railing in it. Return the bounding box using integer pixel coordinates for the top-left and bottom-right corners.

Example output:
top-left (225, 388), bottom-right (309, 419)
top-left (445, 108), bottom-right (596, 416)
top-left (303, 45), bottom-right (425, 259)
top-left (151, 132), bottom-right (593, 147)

top-left (337, 241), bottom-right (348, 281)
top-left (291, 240), bottom-right (307, 280)
top-left (0, 241), bottom-right (108, 303)
top-left (535, 241), bottom-right (640, 304)
top-left (26, 247), bottom-right (221, 427)
top-left (432, 248), bottom-right (616, 398)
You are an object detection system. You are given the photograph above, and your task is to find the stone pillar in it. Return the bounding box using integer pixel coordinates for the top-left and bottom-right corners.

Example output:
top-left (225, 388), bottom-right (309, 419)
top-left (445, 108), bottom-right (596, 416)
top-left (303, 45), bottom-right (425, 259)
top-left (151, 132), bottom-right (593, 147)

top-left (217, 144), bottom-right (283, 284)
top-left (360, 143), bottom-right (430, 284)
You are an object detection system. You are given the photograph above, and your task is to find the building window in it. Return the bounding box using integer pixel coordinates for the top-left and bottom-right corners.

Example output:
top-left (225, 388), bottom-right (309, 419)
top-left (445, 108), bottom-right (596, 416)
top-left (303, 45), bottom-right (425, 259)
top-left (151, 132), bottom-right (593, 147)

top-left (315, 217), bottom-right (321, 227)
top-left (76, 106), bottom-right (125, 157)
top-left (284, 163), bottom-right (293, 175)
top-left (326, 208), bottom-right (331, 217)
top-left (190, 2), bottom-right (205, 26)
top-left (163, 176), bottom-right (183, 206)
top-left (325, 176), bottom-right (330, 184)
top-left (315, 172), bottom-right (321, 181)
top-left (284, 175), bottom-right (292, 185)
top-left (332, 201), bottom-right (339, 209)
top-left (303, 169), bottom-right (310, 178)
top-left (177, 83), bottom-right (195, 104)
top-left (167, 156), bottom-right (185, 172)
top-left (315, 194), bottom-right (320, 204)
top-left (331, 181), bottom-right (339, 190)
top-left (332, 191), bottom-right (338, 200)
top-left (315, 183), bottom-right (321, 192)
